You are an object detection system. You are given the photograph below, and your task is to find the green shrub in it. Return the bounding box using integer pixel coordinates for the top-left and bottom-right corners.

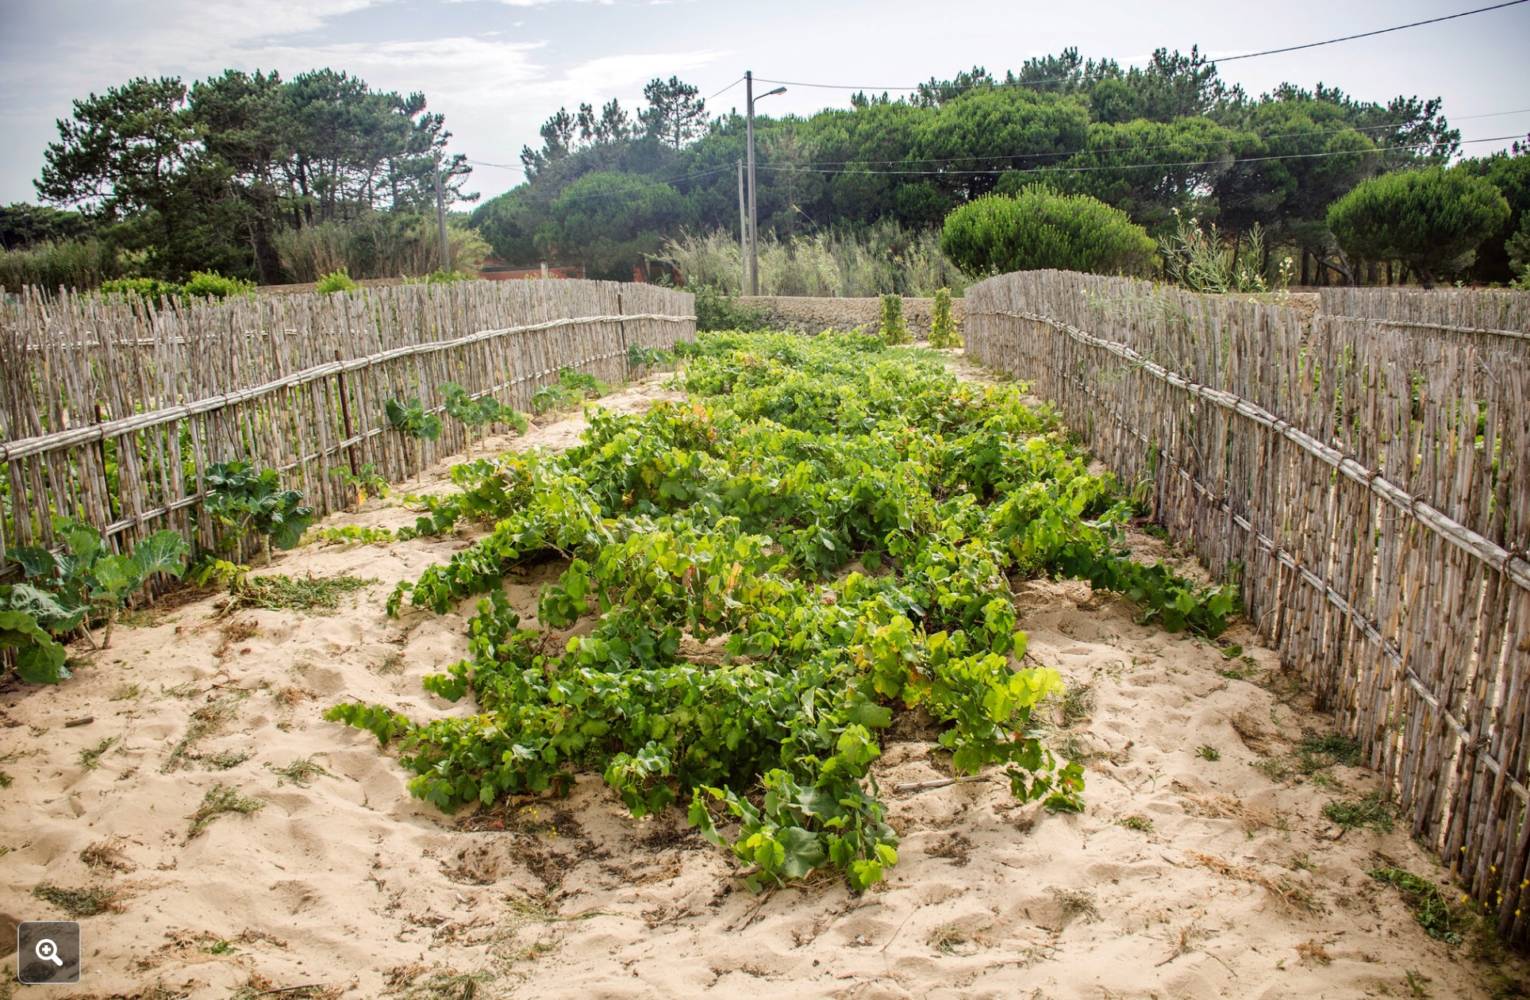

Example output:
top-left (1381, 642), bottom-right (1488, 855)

top-left (879, 294), bottom-right (910, 345)
top-left (2, 520), bottom-right (189, 676)
top-left (940, 185), bottom-right (1156, 277)
top-left (1327, 167), bottom-right (1510, 287)
top-left (929, 287), bottom-right (960, 348)
top-left (441, 382), bottom-right (527, 455)
top-left (385, 397), bottom-right (443, 478)
top-left (204, 461), bottom-right (315, 559)
top-left (181, 270), bottom-right (254, 300)
top-left (100, 276), bottom-right (181, 305)
top-left (385, 398), bottom-right (443, 441)
top-left (315, 268), bottom-right (358, 294)
top-left (693, 283), bottom-right (767, 332)
top-left (530, 368), bottom-right (609, 415)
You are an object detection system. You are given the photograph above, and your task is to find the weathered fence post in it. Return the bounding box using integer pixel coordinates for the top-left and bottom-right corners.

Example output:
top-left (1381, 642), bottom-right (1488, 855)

top-left (334, 350), bottom-right (359, 480)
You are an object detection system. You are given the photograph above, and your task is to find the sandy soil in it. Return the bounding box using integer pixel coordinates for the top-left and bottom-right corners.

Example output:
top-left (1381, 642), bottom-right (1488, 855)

top-left (2, 362), bottom-right (1523, 999)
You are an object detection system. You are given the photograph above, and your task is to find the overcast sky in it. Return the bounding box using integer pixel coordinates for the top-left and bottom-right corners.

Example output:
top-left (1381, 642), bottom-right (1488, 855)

top-left (1, 0), bottom-right (1527, 206)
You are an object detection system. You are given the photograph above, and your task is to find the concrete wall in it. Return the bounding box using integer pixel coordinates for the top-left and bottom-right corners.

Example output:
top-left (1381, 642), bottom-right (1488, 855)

top-left (736, 295), bottom-right (964, 338)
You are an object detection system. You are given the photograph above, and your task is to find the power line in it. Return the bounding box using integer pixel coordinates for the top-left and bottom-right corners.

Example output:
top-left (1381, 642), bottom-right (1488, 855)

top-left (752, 133), bottom-right (1523, 179)
top-left (467, 159), bottom-right (525, 173)
top-left (754, 1), bottom-right (1530, 93)
top-left (706, 76), bottom-right (745, 101)
top-left (753, 77), bottom-right (918, 92)
top-left (1213, 0), bottom-right (1529, 61)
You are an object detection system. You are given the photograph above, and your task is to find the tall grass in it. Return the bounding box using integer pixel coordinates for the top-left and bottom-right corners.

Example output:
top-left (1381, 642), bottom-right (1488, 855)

top-left (1160, 213), bottom-right (1292, 294)
top-left (273, 214), bottom-right (490, 283)
top-left (659, 222), bottom-right (968, 297)
top-left (0, 238), bottom-right (123, 293)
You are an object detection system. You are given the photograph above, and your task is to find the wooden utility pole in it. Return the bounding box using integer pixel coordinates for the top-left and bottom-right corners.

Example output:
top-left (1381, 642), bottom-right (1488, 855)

top-left (742, 73), bottom-right (785, 296)
top-left (433, 153), bottom-right (451, 273)
top-left (745, 71), bottom-right (758, 295)
top-left (737, 158), bottom-right (749, 294)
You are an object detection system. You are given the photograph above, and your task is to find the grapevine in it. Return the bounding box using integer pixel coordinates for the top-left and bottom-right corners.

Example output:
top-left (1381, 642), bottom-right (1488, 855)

top-left (331, 332), bottom-right (1236, 892)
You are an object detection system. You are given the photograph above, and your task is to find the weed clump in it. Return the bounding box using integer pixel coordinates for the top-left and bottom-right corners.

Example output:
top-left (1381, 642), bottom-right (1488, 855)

top-left (1324, 791), bottom-right (1394, 833)
top-left (1299, 731), bottom-right (1362, 768)
top-left (1369, 866), bottom-right (1460, 943)
top-left (79, 736), bottom-right (118, 770)
top-left (228, 573), bottom-right (377, 613)
top-left (269, 756), bottom-right (333, 788)
top-left (187, 784), bottom-right (264, 839)
top-left (79, 839), bottom-right (134, 873)
top-left (164, 690), bottom-right (248, 772)
top-left (33, 883), bottom-right (119, 917)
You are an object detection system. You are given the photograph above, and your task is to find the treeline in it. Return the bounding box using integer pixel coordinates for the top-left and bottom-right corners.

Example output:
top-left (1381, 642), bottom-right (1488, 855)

top-left (2, 69), bottom-right (483, 290)
top-left (7, 48), bottom-right (1528, 293)
top-left (473, 47), bottom-right (1528, 287)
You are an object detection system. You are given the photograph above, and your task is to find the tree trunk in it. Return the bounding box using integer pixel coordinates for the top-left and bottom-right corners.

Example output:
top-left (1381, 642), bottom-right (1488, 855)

top-left (247, 185), bottom-right (283, 284)
top-left (297, 158), bottom-right (313, 226)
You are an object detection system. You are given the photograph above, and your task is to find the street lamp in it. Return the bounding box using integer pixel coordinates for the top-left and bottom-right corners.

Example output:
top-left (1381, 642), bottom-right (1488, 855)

top-left (745, 71), bottom-right (786, 296)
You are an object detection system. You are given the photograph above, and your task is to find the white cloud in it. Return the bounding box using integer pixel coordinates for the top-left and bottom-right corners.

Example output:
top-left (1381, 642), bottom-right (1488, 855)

top-left (240, 38), bottom-right (724, 195)
top-left (251, 36), bottom-right (548, 111)
top-left (0, 0), bottom-right (726, 201)
top-left (7, 0), bottom-right (387, 97)
top-left (538, 49), bottom-right (724, 103)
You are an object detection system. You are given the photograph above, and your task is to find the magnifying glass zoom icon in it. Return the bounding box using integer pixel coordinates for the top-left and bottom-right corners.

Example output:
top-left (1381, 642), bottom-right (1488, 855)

top-left (36, 938), bottom-right (64, 967)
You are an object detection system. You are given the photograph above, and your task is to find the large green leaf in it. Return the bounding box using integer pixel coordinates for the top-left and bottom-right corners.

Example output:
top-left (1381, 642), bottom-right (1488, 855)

top-left (60, 522), bottom-right (103, 562)
top-left (267, 504), bottom-right (315, 550)
top-left (1, 583), bottom-right (87, 633)
top-left (131, 530), bottom-right (190, 579)
top-left (9, 546), bottom-right (59, 580)
top-left (0, 609), bottom-right (69, 684)
top-left (777, 826), bottom-right (827, 880)
top-left (90, 553), bottom-right (142, 598)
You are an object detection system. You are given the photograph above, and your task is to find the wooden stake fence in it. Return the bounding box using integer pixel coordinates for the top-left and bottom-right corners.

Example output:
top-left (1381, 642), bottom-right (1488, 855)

top-left (0, 279), bottom-right (694, 564)
top-left (965, 270), bottom-right (1530, 945)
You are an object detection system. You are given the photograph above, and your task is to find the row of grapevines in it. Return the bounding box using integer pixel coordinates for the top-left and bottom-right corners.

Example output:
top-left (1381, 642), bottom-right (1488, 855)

top-left (331, 332), bottom-right (1236, 892)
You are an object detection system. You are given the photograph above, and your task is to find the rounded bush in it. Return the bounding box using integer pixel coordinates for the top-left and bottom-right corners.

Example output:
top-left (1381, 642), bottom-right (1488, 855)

top-left (940, 185), bottom-right (1156, 278)
top-left (181, 270), bottom-right (254, 299)
top-left (1326, 167), bottom-right (1510, 287)
top-left (315, 268), bottom-right (359, 294)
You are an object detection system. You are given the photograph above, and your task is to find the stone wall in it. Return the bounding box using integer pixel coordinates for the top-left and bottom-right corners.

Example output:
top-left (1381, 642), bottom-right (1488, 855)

top-left (736, 295), bottom-right (964, 338)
